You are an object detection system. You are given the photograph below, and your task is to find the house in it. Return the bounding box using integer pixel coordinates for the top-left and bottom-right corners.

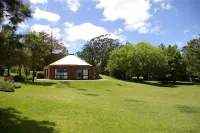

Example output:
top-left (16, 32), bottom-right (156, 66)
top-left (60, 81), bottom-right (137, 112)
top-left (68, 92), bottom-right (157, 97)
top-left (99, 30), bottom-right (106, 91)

top-left (44, 54), bottom-right (94, 80)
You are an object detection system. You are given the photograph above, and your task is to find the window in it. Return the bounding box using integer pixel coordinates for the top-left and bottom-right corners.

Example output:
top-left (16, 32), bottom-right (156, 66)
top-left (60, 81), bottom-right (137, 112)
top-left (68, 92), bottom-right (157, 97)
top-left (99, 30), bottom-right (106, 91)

top-left (54, 69), bottom-right (68, 80)
top-left (76, 69), bottom-right (89, 80)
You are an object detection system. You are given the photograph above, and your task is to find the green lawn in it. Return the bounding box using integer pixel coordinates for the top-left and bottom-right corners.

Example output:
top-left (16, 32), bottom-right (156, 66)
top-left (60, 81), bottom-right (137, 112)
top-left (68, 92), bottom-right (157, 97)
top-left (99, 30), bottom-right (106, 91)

top-left (0, 75), bottom-right (200, 133)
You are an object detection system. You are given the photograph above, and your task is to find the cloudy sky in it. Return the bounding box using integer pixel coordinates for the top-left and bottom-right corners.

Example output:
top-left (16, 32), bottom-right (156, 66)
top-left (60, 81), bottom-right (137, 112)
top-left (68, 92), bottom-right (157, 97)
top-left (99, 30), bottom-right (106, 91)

top-left (18, 0), bottom-right (200, 53)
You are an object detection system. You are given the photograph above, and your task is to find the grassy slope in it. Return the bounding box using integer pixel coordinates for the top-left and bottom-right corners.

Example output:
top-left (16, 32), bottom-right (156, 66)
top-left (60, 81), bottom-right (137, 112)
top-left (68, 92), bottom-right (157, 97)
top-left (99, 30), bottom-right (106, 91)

top-left (0, 75), bottom-right (200, 133)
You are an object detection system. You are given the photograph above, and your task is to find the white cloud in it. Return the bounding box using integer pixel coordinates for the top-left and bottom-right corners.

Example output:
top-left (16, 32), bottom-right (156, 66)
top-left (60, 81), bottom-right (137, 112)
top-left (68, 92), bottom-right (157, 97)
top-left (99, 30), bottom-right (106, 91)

top-left (150, 26), bottom-right (160, 34)
top-left (192, 34), bottom-right (199, 39)
top-left (33, 7), bottom-right (60, 22)
top-left (161, 3), bottom-right (172, 10)
top-left (31, 24), bottom-right (61, 39)
top-left (67, 0), bottom-right (80, 12)
top-left (61, 41), bottom-right (71, 48)
top-left (64, 22), bottom-right (124, 42)
top-left (18, 22), bottom-right (28, 29)
top-left (154, 8), bottom-right (160, 13)
top-left (152, 0), bottom-right (165, 3)
top-left (30, 0), bottom-right (48, 4)
top-left (114, 28), bottom-right (123, 35)
top-left (95, 0), bottom-right (152, 33)
top-left (184, 30), bottom-right (190, 34)
top-left (138, 26), bottom-right (149, 34)
top-left (64, 22), bottom-right (74, 27)
top-left (55, 0), bottom-right (80, 12)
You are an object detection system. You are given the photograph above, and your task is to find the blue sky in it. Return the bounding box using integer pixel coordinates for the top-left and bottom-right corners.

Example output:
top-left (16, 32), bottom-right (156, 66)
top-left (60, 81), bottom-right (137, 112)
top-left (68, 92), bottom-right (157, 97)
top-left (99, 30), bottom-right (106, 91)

top-left (17, 0), bottom-right (200, 53)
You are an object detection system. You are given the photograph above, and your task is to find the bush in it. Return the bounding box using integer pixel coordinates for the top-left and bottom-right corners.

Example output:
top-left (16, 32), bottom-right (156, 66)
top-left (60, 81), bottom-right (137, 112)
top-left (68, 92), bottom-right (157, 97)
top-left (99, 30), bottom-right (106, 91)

top-left (0, 81), bottom-right (14, 92)
top-left (132, 76), bottom-right (144, 82)
top-left (13, 75), bottom-right (25, 82)
top-left (14, 83), bottom-right (21, 89)
top-left (36, 71), bottom-right (44, 79)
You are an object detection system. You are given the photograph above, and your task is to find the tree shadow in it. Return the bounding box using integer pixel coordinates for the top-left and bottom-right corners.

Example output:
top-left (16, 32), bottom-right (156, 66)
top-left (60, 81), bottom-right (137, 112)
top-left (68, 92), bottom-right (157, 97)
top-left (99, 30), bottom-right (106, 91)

top-left (124, 98), bottom-right (144, 102)
top-left (24, 82), bottom-right (56, 86)
top-left (176, 105), bottom-right (200, 114)
top-left (59, 81), bottom-right (71, 85)
top-left (137, 81), bottom-right (178, 88)
top-left (116, 83), bottom-right (123, 86)
top-left (76, 88), bottom-right (87, 91)
top-left (82, 93), bottom-right (99, 96)
top-left (0, 107), bottom-right (58, 133)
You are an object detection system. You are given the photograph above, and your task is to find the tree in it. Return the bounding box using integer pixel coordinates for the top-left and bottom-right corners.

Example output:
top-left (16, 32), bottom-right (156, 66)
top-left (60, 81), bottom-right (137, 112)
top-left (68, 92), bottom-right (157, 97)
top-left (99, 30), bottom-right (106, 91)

top-left (0, 0), bottom-right (32, 29)
top-left (183, 35), bottom-right (200, 78)
top-left (107, 42), bottom-right (167, 80)
top-left (165, 45), bottom-right (183, 82)
top-left (106, 43), bottom-right (135, 79)
top-left (0, 28), bottom-right (25, 76)
top-left (24, 32), bottom-right (49, 82)
top-left (134, 42), bottom-right (167, 80)
top-left (77, 34), bottom-right (121, 75)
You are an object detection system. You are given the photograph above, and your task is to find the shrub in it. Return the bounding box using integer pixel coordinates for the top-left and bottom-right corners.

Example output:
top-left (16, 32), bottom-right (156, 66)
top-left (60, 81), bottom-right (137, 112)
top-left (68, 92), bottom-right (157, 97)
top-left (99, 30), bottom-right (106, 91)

top-left (0, 81), bottom-right (14, 92)
top-left (14, 83), bottom-right (21, 89)
top-left (132, 76), bottom-right (144, 82)
top-left (36, 71), bottom-right (44, 79)
top-left (13, 75), bottom-right (25, 82)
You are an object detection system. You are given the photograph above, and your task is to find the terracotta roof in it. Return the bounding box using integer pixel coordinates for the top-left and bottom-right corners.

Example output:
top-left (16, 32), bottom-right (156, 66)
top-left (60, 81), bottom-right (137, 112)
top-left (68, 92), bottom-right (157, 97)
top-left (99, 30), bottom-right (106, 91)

top-left (49, 55), bottom-right (92, 66)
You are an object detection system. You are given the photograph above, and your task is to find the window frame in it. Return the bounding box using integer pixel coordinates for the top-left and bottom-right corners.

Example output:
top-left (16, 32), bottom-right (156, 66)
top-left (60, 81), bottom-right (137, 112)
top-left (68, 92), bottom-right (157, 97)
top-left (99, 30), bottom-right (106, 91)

top-left (54, 69), bottom-right (68, 80)
top-left (76, 69), bottom-right (89, 80)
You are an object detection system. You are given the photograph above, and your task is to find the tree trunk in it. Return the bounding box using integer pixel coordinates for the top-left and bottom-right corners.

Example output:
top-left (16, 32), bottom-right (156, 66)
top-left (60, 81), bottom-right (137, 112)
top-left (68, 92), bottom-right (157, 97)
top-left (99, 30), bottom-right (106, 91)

top-left (25, 69), bottom-right (28, 76)
top-left (32, 69), bottom-right (35, 82)
top-left (18, 65), bottom-right (22, 76)
top-left (7, 65), bottom-right (10, 76)
top-left (32, 62), bottom-right (35, 82)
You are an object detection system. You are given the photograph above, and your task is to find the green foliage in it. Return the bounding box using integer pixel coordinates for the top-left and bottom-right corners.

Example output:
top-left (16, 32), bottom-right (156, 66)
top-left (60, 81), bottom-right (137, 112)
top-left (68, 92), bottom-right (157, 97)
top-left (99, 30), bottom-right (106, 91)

top-left (0, 81), bottom-right (14, 92)
top-left (0, 0), bottom-right (32, 29)
top-left (24, 32), bottom-right (49, 82)
top-left (107, 42), bottom-right (167, 80)
top-left (36, 71), bottom-right (44, 79)
top-left (183, 35), bottom-right (200, 77)
top-left (77, 34), bottom-right (121, 74)
top-left (13, 75), bottom-right (25, 82)
top-left (107, 43), bottom-right (135, 79)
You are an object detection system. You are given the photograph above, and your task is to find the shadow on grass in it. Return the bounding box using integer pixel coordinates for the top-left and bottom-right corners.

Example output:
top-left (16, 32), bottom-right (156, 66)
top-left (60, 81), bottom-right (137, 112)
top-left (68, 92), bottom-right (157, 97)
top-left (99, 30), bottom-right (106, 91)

top-left (116, 83), bottom-right (123, 86)
top-left (124, 98), bottom-right (144, 102)
top-left (76, 88), bottom-right (87, 91)
top-left (82, 93), bottom-right (99, 96)
top-left (0, 107), bottom-right (57, 133)
top-left (24, 82), bottom-right (56, 86)
top-left (105, 89), bottom-right (112, 92)
top-left (176, 105), bottom-right (200, 114)
top-left (132, 81), bottom-right (195, 88)
top-left (59, 81), bottom-right (70, 85)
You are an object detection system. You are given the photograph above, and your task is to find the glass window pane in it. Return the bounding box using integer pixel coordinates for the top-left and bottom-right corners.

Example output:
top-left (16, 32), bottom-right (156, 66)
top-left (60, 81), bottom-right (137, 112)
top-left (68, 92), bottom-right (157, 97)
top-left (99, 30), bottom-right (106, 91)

top-left (55, 69), bottom-right (68, 79)
top-left (83, 76), bottom-right (88, 79)
top-left (83, 69), bottom-right (88, 75)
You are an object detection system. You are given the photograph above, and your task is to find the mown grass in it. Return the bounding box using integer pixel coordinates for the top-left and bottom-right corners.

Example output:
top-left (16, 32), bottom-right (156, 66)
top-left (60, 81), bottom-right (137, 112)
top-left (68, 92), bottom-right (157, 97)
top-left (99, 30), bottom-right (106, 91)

top-left (0, 75), bottom-right (200, 133)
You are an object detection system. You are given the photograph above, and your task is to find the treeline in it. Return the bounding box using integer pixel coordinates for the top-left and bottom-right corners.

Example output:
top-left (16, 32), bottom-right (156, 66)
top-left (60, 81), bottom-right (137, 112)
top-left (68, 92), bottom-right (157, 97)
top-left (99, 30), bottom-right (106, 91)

top-left (0, 0), bottom-right (68, 82)
top-left (77, 35), bottom-right (200, 82)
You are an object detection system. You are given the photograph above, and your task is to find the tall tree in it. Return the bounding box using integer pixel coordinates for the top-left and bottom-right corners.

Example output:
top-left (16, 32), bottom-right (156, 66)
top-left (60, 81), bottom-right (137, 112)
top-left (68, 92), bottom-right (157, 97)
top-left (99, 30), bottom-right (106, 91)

top-left (183, 35), bottom-right (200, 78)
top-left (165, 45), bottom-right (182, 82)
top-left (107, 43), bottom-right (135, 79)
top-left (39, 31), bottom-right (68, 67)
top-left (0, 28), bottom-right (25, 76)
top-left (77, 34), bottom-right (121, 74)
top-left (24, 32), bottom-right (49, 82)
top-left (0, 0), bottom-right (32, 29)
